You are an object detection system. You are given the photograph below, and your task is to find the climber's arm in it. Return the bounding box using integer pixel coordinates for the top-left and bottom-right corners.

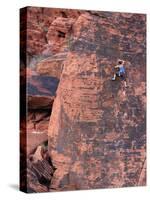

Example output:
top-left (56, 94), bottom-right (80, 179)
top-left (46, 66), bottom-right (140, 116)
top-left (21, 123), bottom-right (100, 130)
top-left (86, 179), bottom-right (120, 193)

top-left (114, 65), bottom-right (119, 69)
top-left (122, 61), bottom-right (125, 65)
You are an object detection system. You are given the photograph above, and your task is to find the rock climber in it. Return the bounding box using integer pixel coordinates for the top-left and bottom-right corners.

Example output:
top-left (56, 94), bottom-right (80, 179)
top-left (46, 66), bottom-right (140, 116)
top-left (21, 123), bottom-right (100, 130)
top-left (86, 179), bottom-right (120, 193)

top-left (111, 59), bottom-right (127, 88)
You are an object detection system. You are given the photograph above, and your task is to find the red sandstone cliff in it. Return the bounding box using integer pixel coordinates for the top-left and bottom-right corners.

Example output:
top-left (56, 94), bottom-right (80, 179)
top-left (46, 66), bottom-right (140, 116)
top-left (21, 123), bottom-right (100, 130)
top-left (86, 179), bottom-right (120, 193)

top-left (48, 11), bottom-right (146, 190)
top-left (20, 7), bottom-right (146, 192)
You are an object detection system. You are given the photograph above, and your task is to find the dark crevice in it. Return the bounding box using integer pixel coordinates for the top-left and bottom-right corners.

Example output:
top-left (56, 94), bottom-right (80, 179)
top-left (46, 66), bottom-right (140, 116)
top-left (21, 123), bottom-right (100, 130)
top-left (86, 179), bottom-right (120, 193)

top-left (58, 31), bottom-right (66, 38)
top-left (28, 108), bottom-right (52, 130)
top-left (61, 11), bottom-right (68, 18)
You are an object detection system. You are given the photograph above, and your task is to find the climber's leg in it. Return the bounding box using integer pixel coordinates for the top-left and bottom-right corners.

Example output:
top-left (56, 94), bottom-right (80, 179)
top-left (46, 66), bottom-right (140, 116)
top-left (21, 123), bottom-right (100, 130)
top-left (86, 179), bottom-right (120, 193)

top-left (121, 73), bottom-right (128, 88)
top-left (124, 80), bottom-right (128, 88)
top-left (112, 71), bottom-right (120, 80)
top-left (112, 73), bottom-right (116, 80)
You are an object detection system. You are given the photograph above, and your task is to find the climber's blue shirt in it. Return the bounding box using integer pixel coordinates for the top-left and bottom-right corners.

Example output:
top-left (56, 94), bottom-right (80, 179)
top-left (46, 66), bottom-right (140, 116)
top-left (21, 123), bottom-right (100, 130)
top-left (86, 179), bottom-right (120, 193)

top-left (119, 65), bottom-right (125, 74)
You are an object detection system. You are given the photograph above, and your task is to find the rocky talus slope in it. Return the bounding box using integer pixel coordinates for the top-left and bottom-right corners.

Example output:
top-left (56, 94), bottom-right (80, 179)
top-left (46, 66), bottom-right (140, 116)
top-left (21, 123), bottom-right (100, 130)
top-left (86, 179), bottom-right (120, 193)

top-left (20, 7), bottom-right (146, 192)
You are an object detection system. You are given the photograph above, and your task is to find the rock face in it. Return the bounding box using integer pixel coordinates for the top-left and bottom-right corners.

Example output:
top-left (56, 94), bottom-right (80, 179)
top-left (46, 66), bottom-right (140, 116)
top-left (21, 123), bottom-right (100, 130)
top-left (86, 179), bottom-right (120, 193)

top-left (20, 7), bottom-right (80, 160)
top-left (20, 143), bottom-right (55, 193)
top-left (36, 53), bottom-right (67, 78)
top-left (48, 12), bottom-right (146, 190)
top-left (26, 71), bottom-right (59, 155)
top-left (23, 7), bottom-right (80, 58)
top-left (20, 7), bottom-right (146, 193)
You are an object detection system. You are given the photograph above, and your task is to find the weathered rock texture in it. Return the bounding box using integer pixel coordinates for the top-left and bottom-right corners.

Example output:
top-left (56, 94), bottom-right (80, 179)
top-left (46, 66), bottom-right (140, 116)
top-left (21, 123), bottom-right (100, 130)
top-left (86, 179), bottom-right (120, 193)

top-left (20, 7), bottom-right (146, 193)
top-left (36, 53), bottom-right (67, 78)
top-left (48, 11), bottom-right (146, 190)
top-left (26, 70), bottom-right (59, 155)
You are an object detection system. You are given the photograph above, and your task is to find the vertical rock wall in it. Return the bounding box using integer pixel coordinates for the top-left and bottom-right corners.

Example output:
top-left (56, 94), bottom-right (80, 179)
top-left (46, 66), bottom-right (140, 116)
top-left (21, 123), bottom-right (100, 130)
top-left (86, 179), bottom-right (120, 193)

top-left (20, 7), bottom-right (146, 192)
top-left (48, 11), bottom-right (146, 190)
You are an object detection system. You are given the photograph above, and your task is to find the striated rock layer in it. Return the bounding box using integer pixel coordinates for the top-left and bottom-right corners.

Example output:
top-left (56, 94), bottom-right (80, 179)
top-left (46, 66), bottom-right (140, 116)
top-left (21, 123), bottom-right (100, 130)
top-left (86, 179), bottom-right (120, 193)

top-left (48, 12), bottom-right (146, 190)
top-left (26, 70), bottom-right (59, 155)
